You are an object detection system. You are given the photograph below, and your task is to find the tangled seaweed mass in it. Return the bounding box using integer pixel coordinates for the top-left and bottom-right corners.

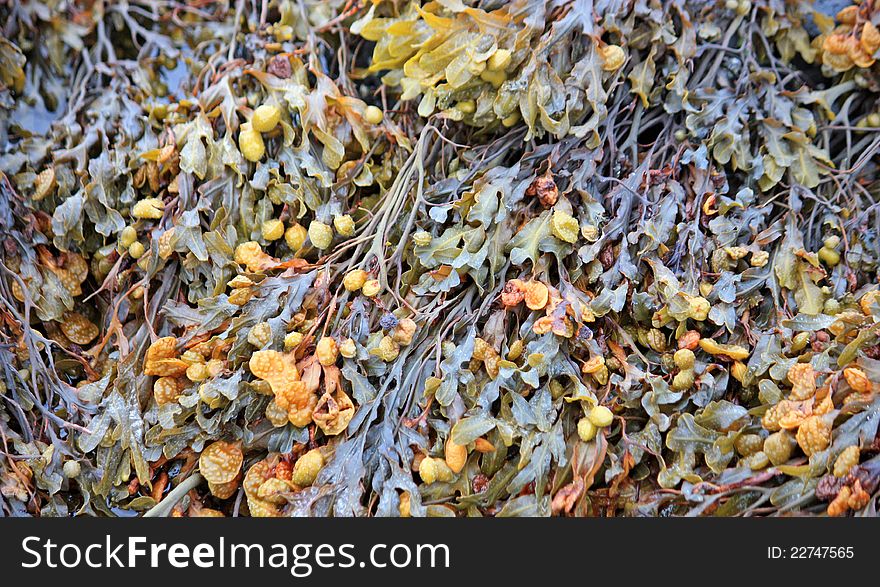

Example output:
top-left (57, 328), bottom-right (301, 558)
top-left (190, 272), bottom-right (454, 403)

top-left (1, 0), bottom-right (880, 518)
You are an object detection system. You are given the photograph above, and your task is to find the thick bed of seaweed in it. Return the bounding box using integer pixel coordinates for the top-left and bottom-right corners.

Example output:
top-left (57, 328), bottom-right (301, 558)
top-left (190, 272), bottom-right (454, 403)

top-left (0, 0), bottom-right (879, 517)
